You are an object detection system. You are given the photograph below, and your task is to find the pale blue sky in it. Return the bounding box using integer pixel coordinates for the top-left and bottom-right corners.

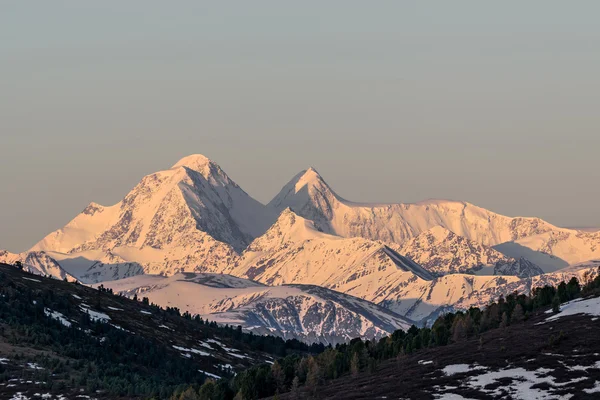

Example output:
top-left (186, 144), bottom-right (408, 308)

top-left (1, 1), bottom-right (599, 252)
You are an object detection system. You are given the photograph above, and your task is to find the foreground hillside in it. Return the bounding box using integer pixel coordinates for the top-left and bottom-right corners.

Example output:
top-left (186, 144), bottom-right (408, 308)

top-left (0, 263), bottom-right (316, 400)
top-left (276, 301), bottom-right (600, 399)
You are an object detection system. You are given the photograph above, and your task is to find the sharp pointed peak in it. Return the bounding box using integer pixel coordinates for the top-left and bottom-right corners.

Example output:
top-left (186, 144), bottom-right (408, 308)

top-left (288, 167), bottom-right (327, 190)
top-left (301, 166), bottom-right (322, 178)
top-left (267, 167), bottom-right (338, 209)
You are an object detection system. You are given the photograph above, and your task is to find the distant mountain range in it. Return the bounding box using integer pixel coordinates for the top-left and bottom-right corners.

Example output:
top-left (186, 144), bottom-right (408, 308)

top-left (96, 272), bottom-right (413, 345)
top-left (2, 154), bottom-right (600, 342)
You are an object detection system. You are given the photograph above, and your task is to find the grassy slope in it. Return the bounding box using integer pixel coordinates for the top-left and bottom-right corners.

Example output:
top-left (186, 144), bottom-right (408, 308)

top-left (0, 263), bottom-right (283, 399)
top-left (276, 302), bottom-right (600, 399)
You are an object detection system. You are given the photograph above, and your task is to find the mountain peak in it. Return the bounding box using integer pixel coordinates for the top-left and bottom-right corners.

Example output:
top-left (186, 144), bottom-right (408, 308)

top-left (267, 167), bottom-right (337, 211)
top-left (170, 154), bottom-right (235, 187)
top-left (171, 154), bottom-right (213, 170)
top-left (298, 167), bottom-right (323, 184)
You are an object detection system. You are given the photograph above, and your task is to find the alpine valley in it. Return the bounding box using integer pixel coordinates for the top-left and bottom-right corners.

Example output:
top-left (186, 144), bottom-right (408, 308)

top-left (3, 154), bottom-right (600, 342)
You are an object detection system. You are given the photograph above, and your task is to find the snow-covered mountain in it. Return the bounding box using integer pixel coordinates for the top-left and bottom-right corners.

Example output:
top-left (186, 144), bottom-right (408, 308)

top-left (228, 208), bottom-right (433, 292)
top-left (219, 210), bottom-right (590, 324)
top-left (98, 272), bottom-right (414, 344)
top-left (504, 230), bottom-right (600, 267)
top-left (5, 154), bottom-right (599, 340)
top-left (0, 249), bottom-right (144, 283)
top-left (268, 168), bottom-right (555, 247)
top-left (30, 155), bottom-right (276, 277)
top-left (397, 227), bottom-right (543, 278)
top-left (0, 250), bottom-right (76, 281)
top-left (492, 257), bottom-right (544, 278)
top-left (398, 226), bottom-right (510, 275)
top-left (268, 168), bottom-right (599, 270)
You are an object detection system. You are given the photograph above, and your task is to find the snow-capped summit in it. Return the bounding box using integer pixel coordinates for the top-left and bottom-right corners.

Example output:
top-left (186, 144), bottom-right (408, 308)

top-left (171, 153), bottom-right (213, 169)
top-left (30, 155), bottom-right (278, 278)
top-left (170, 154), bottom-right (236, 188)
top-left (267, 169), bottom-right (598, 270)
top-left (267, 168), bottom-right (341, 235)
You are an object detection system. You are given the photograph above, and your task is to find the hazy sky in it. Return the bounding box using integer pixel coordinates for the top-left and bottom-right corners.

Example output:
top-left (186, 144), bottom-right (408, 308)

top-left (2, 2), bottom-right (599, 252)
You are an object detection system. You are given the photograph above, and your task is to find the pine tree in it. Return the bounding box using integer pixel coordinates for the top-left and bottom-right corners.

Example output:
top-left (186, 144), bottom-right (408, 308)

top-left (271, 360), bottom-right (285, 393)
top-left (305, 357), bottom-right (321, 392)
top-left (566, 277), bottom-right (581, 300)
top-left (291, 376), bottom-right (300, 399)
top-left (499, 312), bottom-right (509, 329)
top-left (451, 317), bottom-right (467, 342)
top-left (511, 304), bottom-right (525, 323)
top-left (178, 387), bottom-right (200, 400)
top-left (552, 294), bottom-right (561, 313)
top-left (350, 352), bottom-right (360, 377)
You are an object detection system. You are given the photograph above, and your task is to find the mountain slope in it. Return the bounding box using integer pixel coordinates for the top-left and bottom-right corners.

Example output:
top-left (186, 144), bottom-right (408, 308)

top-left (226, 209), bottom-right (561, 323)
top-left (222, 210), bottom-right (598, 323)
top-left (398, 227), bottom-right (544, 278)
top-left (268, 168), bottom-right (556, 246)
top-left (0, 263), bottom-right (294, 400)
top-left (98, 272), bottom-right (414, 344)
top-left (509, 229), bottom-right (600, 267)
top-left (398, 226), bottom-right (511, 275)
top-left (29, 155), bottom-right (277, 278)
top-left (493, 257), bottom-right (544, 278)
top-left (0, 249), bottom-right (145, 284)
top-left (228, 208), bottom-right (433, 294)
top-left (0, 250), bottom-right (76, 281)
top-left (269, 168), bottom-right (599, 269)
top-left (277, 299), bottom-right (600, 400)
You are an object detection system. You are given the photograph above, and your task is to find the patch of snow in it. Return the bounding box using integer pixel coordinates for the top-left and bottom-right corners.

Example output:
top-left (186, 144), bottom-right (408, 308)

top-left (172, 345), bottom-right (211, 357)
top-left (464, 366), bottom-right (587, 399)
top-left (418, 360), bottom-right (433, 365)
top-left (79, 306), bottom-right (110, 322)
top-left (545, 297), bottom-right (600, 323)
top-left (23, 277), bottom-right (41, 283)
top-left (72, 294), bottom-right (82, 300)
top-left (442, 364), bottom-right (487, 376)
top-left (140, 310), bottom-right (152, 315)
top-left (584, 381), bottom-right (600, 394)
top-left (434, 395), bottom-right (477, 400)
top-left (44, 309), bottom-right (72, 327)
top-left (107, 306), bottom-right (123, 311)
top-left (198, 369), bottom-right (221, 379)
